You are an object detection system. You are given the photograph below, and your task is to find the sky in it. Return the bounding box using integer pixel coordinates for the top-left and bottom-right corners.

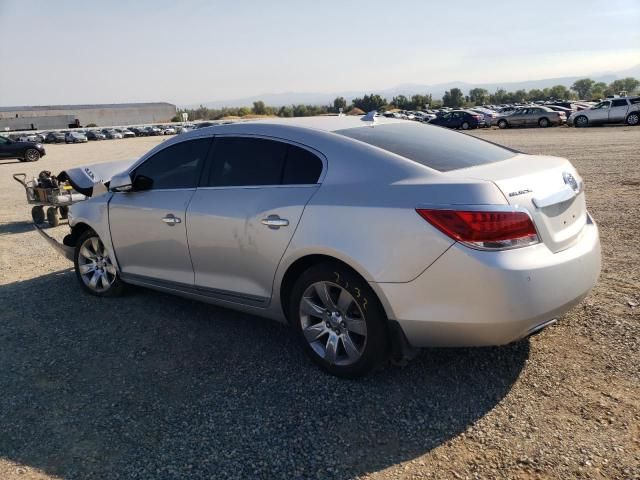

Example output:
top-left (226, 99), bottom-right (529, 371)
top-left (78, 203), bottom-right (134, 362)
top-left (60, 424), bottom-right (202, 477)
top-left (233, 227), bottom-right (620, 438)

top-left (0, 0), bottom-right (638, 106)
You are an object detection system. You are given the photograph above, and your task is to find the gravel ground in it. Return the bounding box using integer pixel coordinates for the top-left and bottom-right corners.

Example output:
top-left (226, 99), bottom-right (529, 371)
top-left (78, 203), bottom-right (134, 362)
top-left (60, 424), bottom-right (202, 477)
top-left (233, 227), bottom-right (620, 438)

top-left (0, 127), bottom-right (638, 479)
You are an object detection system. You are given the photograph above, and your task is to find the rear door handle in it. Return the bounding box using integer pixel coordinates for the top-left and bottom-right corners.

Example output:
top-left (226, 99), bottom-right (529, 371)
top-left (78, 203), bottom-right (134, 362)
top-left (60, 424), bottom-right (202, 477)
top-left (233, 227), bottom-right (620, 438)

top-left (261, 215), bottom-right (289, 229)
top-left (161, 214), bottom-right (182, 226)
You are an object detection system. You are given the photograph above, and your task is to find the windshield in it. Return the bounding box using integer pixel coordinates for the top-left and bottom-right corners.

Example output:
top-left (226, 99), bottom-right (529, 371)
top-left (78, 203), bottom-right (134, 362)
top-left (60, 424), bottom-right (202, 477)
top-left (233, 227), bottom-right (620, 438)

top-left (335, 123), bottom-right (517, 172)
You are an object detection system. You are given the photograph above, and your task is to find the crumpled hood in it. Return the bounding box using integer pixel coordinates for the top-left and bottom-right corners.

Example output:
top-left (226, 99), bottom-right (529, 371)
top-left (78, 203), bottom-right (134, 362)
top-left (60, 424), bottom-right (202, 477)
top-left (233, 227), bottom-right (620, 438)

top-left (58, 159), bottom-right (136, 197)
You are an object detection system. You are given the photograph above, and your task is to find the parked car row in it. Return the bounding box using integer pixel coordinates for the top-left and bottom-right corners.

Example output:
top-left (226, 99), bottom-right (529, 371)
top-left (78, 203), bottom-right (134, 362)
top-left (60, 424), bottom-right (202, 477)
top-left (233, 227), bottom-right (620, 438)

top-left (376, 95), bottom-right (639, 130)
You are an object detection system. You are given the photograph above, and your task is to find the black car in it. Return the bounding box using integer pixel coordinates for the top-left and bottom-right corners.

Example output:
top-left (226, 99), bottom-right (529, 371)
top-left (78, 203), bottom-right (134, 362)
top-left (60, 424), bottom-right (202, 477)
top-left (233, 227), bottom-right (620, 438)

top-left (86, 130), bottom-right (106, 140)
top-left (0, 135), bottom-right (46, 162)
top-left (45, 131), bottom-right (66, 143)
top-left (129, 127), bottom-right (147, 136)
top-left (428, 110), bottom-right (485, 130)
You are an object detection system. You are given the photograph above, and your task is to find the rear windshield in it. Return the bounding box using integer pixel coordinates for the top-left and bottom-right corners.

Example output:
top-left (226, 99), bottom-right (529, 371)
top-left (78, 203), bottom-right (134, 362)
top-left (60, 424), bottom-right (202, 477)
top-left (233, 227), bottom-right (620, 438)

top-left (335, 123), bottom-right (517, 172)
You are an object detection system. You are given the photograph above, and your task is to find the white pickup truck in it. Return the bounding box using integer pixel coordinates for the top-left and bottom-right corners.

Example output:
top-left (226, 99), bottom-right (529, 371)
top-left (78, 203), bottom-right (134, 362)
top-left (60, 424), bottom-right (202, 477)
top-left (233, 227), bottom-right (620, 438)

top-left (568, 96), bottom-right (640, 127)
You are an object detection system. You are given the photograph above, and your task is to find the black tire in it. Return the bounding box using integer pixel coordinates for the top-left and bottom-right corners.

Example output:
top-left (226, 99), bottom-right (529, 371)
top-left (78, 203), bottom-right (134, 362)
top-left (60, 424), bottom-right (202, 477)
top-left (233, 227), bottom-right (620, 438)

top-left (498, 119), bottom-right (508, 129)
top-left (461, 121), bottom-right (470, 130)
top-left (574, 115), bottom-right (588, 128)
top-left (626, 112), bottom-right (640, 126)
top-left (58, 206), bottom-right (69, 219)
top-left (24, 148), bottom-right (40, 162)
top-left (31, 206), bottom-right (45, 224)
top-left (74, 229), bottom-right (126, 297)
top-left (538, 117), bottom-right (550, 128)
top-left (289, 262), bottom-right (390, 378)
top-left (46, 207), bottom-right (59, 227)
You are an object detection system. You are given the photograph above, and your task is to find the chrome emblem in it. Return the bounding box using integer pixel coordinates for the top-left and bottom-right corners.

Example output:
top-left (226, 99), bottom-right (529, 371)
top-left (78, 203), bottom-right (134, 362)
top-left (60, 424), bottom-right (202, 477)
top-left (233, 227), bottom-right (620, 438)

top-left (563, 172), bottom-right (579, 192)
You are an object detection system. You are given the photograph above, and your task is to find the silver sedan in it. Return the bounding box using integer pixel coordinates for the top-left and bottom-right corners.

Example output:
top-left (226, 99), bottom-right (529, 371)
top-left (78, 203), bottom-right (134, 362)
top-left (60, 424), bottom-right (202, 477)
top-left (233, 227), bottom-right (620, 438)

top-left (44, 117), bottom-right (601, 377)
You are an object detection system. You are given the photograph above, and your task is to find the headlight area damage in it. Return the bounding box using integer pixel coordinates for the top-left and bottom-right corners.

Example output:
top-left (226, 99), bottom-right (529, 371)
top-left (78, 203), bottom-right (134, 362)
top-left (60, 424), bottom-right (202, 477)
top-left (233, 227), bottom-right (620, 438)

top-left (32, 159), bottom-right (136, 260)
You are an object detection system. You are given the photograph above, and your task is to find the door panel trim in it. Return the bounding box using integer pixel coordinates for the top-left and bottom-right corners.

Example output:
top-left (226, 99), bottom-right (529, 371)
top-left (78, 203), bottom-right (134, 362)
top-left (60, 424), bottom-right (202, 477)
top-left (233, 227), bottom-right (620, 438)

top-left (120, 272), bottom-right (269, 307)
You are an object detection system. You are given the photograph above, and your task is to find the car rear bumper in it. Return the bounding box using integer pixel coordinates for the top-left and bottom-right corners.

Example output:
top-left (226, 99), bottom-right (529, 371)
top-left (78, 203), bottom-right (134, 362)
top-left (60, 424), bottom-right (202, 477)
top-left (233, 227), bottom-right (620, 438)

top-left (372, 216), bottom-right (601, 348)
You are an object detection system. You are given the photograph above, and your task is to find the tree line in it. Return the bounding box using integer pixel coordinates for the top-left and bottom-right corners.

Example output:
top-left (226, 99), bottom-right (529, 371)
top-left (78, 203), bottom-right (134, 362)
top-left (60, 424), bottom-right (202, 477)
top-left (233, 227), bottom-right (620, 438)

top-left (174, 77), bottom-right (639, 121)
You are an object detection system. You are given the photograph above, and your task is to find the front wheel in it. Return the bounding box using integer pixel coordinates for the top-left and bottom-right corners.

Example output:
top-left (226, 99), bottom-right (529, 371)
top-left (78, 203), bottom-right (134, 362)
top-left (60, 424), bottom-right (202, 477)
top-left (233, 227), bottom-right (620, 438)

top-left (626, 112), bottom-right (639, 126)
top-left (574, 115), bottom-right (588, 128)
top-left (74, 229), bottom-right (126, 297)
top-left (24, 149), bottom-right (40, 162)
top-left (289, 263), bottom-right (389, 378)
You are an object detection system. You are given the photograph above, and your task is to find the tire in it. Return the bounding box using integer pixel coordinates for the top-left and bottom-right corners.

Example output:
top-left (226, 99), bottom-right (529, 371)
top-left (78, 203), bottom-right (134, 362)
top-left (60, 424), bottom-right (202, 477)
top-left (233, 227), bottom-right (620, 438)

top-left (574, 115), bottom-right (588, 128)
top-left (58, 206), bottom-right (69, 219)
top-left (24, 148), bottom-right (40, 162)
top-left (289, 262), bottom-right (390, 378)
top-left (626, 112), bottom-right (640, 126)
top-left (31, 206), bottom-right (45, 224)
top-left (74, 229), bottom-right (126, 297)
top-left (498, 119), bottom-right (508, 129)
top-left (46, 207), bottom-right (59, 227)
top-left (538, 117), bottom-right (550, 128)
top-left (461, 121), bottom-right (470, 130)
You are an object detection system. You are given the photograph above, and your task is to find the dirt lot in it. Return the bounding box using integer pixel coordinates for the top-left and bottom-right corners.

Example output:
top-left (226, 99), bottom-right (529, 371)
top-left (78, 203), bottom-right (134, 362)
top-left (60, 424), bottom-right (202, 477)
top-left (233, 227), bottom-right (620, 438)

top-left (0, 127), bottom-right (638, 479)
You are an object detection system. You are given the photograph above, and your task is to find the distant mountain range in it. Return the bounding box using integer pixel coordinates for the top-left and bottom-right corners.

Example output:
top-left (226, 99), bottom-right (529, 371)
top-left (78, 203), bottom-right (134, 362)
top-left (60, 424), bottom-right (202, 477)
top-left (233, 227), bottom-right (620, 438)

top-left (185, 64), bottom-right (640, 109)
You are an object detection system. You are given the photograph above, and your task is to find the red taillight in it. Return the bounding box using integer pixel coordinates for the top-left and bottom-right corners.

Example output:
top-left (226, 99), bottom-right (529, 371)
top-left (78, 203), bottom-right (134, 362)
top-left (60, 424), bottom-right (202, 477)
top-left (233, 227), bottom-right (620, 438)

top-left (416, 209), bottom-right (539, 250)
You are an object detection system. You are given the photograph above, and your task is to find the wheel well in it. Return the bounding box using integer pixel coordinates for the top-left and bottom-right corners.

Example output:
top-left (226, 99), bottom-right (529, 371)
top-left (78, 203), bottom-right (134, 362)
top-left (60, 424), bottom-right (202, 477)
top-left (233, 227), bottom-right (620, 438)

top-left (63, 222), bottom-right (92, 247)
top-left (279, 254), bottom-right (368, 323)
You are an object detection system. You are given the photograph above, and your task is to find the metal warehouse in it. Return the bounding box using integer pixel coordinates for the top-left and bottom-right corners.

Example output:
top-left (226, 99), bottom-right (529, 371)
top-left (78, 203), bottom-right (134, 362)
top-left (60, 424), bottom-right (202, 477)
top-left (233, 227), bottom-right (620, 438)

top-left (0, 102), bottom-right (176, 130)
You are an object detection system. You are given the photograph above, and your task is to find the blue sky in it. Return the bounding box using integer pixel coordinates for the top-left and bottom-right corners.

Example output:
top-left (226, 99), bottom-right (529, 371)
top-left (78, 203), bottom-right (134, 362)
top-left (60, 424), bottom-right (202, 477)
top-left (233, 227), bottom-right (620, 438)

top-left (0, 0), bottom-right (638, 106)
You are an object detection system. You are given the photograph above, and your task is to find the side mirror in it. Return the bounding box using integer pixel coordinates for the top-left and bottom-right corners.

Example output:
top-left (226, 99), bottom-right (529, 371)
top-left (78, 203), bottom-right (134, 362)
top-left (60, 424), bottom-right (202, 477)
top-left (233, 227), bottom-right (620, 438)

top-left (109, 172), bottom-right (133, 192)
top-left (132, 174), bottom-right (153, 191)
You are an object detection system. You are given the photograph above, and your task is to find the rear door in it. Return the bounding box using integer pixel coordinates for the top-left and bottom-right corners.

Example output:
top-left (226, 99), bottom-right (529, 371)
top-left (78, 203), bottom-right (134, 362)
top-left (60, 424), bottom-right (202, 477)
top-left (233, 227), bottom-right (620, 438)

top-left (608, 98), bottom-right (629, 123)
top-left (187, 136), bottom-right (324, 304)
top-left (109, 137), bottom-right (212, 284)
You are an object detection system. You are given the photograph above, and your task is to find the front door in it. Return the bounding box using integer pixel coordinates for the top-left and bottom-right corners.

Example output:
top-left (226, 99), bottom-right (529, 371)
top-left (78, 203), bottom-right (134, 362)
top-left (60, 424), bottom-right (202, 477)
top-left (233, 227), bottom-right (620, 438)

top-left (187, 136), bottom-right (324, 304)
top-left (588, 101), bottom-right (611, 124)
top-left (109, 137), bottom-right (212, 285)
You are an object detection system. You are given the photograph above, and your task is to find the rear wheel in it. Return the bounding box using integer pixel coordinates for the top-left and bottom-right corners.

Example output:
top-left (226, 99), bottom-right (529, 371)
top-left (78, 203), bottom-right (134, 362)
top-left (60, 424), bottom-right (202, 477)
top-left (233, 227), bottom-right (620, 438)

top-left (574, 115), bottom-right (588, 128)
top-left (626, 112), bottom-right (639, 126)
top-left (289, 263), bottom-right (389, 378)
top-left (74, 229), bottom-right (126, 297)
top-left (31, 206), bottom-right (45, 224)
top-left (461, 121), bottom-right (470, 130)
top-left (538, 117), bottom-right (550, 128)
top-left (498, 119), bottom-right (508, 129)
top-left (24, 149), bottom-right (40, 162)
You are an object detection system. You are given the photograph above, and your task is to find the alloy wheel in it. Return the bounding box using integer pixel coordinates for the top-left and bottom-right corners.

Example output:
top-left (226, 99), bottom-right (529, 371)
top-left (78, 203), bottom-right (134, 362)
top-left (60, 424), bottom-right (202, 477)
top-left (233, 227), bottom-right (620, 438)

top-left (299, 281), bottom-right (367, 366)
top-left (77, 236), bottom-right (117, 292)
top-left (627, 113), bottom-right (639, 126)
top-left (25, 149), bottom-right (40, 161)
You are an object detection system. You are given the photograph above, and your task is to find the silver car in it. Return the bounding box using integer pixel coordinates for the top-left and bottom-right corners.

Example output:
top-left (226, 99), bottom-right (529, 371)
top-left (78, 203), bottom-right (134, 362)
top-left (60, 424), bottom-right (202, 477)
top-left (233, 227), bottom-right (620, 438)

top-left (568, 96), bottom-right (640, 127)
top-left (42, 117), bottom-right (601, 377)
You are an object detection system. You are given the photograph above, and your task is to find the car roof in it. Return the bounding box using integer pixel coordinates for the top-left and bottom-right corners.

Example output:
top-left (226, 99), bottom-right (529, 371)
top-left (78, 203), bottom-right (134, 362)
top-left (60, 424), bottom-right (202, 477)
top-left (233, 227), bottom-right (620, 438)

top-left (240, 115), bottom-right (406, 132)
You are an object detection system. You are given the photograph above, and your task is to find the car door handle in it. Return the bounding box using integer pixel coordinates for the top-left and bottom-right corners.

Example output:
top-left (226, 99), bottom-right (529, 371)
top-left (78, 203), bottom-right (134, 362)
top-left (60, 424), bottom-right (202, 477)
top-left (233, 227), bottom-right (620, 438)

top-left (161, 214), bottom-right (182, 226)
top-left (261, 215), bottom-right (289, 229)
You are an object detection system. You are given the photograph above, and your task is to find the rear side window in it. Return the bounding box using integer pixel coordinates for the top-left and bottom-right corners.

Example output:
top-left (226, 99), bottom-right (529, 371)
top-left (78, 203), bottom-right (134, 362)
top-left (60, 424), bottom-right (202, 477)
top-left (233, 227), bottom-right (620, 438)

top-left (133, 138), bottom-right (211, 189)
top-left (611, 99), bottom-right (629, 107)
top-left (335, 123), bottom-right (516, 172)
top-left (206, 137), bottom-right (323, 187)
top-left (630, 97), bottom-right (640, 104)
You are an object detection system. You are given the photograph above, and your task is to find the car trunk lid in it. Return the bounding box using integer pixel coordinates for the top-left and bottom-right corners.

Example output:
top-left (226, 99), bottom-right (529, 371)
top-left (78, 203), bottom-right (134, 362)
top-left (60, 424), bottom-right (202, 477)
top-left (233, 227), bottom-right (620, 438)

top-left (448, 153), bottom-right (587, 253)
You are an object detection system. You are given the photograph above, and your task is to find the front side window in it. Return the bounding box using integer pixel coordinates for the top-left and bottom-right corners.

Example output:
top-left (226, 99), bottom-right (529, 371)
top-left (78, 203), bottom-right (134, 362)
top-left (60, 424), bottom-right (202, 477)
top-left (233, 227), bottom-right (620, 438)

top-left (133, 138), bottom-right (211, 190)
top-left (206, 137), bottom-right (322, 187)
top-left (594, 102), bottom-right (611, 110)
